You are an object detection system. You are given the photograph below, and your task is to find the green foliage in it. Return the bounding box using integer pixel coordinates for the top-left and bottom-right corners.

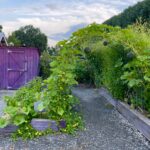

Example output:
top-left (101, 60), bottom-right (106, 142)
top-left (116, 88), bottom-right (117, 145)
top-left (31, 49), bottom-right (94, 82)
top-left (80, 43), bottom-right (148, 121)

top-left (0, 78), bottom-right (42, 128)
top-left (12, 123), bottom-right (54, 140)
top-left (41, 47), bottom-right (80, 119)
top-left (39, 51), bottom-right (51, 79)
top-left (58, 23), bottom-right (119, 86)
top-left (99, 43), bottom-right (127, 99)
top-left (39, 47), bottom-right (58, 79)
top-left (59, 22), bottom-right (150, 115)
top-left (74, 59), bottom-right (94, 84)
top-left (110, 23), bottom-right (150, 55)
top-left (0, 118), bottom-right (8, 128)
top-left (104, 0), bottom-right (150, 27)
top-left (84, 47), bottom-right (102, 87)
top-left (110, 24), bottom-right (150, 112)
top-left (47, 46), bottom-right (58, 56)
top-left (8, 25), bottom-right (47, 52)
top-left (7, 33), bottom-right (21, 46)
top-left (12, 111), bottom-right (83, 140)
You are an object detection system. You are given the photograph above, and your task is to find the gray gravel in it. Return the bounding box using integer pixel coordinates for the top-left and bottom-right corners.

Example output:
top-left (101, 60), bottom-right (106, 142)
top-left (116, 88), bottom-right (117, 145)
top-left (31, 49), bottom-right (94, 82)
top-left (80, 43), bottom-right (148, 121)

top-left (0, 87), bottom-right (150, 150)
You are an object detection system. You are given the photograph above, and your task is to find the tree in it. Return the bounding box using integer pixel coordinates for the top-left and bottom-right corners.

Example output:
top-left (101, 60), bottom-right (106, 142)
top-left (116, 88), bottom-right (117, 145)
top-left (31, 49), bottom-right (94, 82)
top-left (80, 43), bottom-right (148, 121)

top-left (9, 25), bottom-right (48, 52)
top-left (7, 33), bottom-right (21, 46)
top-left (104, 0), bottom-right (150, 28)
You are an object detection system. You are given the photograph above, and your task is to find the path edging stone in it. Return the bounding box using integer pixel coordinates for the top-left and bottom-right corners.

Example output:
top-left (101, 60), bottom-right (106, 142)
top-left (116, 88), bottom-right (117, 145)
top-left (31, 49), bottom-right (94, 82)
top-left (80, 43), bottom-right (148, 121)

top-left (99, 87), bottom-right (150, 141)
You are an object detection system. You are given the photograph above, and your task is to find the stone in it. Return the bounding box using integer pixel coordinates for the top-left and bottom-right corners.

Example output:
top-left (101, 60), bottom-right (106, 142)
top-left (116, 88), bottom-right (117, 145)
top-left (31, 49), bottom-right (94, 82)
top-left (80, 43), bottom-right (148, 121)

top-left (31, 119), bottom-right (59, 132)
top-left (0, 125), bottom-right (18, 134)
top-left (59, 120), bottom-right (67, 128)
top-left (34, 101), bottom-right (45, 112)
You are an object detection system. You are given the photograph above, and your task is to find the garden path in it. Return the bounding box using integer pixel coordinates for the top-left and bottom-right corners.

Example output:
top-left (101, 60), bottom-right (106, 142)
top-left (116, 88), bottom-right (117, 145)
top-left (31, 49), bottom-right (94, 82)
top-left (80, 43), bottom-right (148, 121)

top-left (0, 87), bottom-right (150, 150)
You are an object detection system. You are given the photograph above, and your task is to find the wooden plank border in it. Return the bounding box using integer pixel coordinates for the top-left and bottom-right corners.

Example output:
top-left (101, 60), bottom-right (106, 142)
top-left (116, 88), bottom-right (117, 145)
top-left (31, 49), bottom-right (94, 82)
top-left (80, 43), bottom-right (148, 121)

top-left (0, 125), bottom-right (18, 134)
top-left (99, 87), bottom-right (150, 141)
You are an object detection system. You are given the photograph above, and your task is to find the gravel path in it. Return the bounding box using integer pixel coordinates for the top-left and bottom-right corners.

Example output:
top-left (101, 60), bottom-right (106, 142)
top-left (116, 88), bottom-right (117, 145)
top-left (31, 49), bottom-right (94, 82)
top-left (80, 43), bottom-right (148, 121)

top-left (0, 87), bottom-right (150, 150)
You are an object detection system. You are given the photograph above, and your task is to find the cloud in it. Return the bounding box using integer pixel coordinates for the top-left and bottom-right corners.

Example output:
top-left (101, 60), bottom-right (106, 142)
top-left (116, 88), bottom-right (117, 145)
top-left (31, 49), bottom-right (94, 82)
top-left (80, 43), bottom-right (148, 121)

top-left (1, 0), bottom-right (142, 46)
top-left (48, 38), bottom-right (58, 46)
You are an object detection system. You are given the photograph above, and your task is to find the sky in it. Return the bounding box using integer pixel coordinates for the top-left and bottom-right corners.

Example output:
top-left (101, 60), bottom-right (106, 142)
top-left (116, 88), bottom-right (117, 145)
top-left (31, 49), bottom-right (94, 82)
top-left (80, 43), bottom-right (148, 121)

top-left (0, 0), bottom-right (143, 46)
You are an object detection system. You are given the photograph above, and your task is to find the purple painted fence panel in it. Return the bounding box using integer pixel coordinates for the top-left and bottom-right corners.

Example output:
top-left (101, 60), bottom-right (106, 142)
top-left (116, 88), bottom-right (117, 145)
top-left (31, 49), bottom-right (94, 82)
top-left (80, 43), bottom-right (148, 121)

top-left (0, 47), bottom-right (39, 89)
top-left (0, 48), bottom-right (5, 88)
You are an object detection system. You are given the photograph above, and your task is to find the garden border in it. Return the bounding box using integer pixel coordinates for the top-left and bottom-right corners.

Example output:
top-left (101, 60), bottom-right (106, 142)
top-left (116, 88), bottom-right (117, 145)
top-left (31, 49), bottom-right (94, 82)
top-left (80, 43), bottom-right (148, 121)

top-left (99, 87), bottom-right (150, 141)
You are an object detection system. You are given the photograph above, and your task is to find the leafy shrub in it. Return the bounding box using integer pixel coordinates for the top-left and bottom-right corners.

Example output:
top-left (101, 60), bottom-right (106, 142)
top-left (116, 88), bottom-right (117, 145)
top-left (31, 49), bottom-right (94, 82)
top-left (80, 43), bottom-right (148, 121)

top-left (74, 59), bottom-right (94, 84)
top-left (40, 47), bottom-right (80, 120)
top-left (39, 51), bottom-right (51, 79)
top-left (60, 22), bottom-right (150, 115)
top-left (84, 46), bottom-right (102, 87)
top-left (58, 23), bottom-right (118, 86)
top-left (113, 24), bottom-right (150, 112)
top-left (99, 43), bottom-right (127, 99)
top-left (0, 78), bottom-right (43, 128)
top-left (39, 47), bottom-right (58, 79)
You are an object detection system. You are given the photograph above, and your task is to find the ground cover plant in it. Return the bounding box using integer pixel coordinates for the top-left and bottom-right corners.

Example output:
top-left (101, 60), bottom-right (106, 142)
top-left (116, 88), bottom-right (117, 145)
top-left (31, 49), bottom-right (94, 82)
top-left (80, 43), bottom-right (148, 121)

top-left (0, 47), bottom-right (83, 139)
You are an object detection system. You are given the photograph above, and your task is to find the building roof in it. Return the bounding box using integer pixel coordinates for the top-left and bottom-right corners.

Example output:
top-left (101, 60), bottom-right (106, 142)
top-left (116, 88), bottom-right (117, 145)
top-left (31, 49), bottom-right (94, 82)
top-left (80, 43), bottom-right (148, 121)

top-left (0, 32), bottom-right (5, 40)
top-left (0, 32), bottom-right (8, 46)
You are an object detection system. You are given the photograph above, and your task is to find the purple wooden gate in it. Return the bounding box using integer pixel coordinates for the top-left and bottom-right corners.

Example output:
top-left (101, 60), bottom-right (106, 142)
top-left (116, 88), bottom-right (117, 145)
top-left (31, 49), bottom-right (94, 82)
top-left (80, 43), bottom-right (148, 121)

top-left (7, 50), bottom-right (27, 89)
top-left (0, 47), bottom-right (39, 90)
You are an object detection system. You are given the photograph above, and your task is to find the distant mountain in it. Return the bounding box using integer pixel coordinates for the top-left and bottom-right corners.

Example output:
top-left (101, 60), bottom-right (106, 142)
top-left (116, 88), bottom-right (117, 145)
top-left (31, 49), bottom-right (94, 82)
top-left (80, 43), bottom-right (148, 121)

top-left (49, 23), bottom-right (87, 41)
top-left (104, 0), bottom-right (150, 28)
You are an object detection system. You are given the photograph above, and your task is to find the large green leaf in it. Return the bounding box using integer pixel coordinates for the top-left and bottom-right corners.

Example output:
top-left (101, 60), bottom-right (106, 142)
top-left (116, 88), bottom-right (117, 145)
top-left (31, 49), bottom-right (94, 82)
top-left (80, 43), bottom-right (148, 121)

top-left (57, 107), bottom-right (64, 116)
top-left (13, 115), bottom-right (26, 126)
top-left (50, 61), bottom-right (58, 67)
top-left (144, 75), bottom-right (150, 82)
top-left (4, 107), bottom-right (18, 116)
top-left (128, 79), bottom-right (142, 88)
top-left (0, 118), bottom-right (8, 128)
top-left (22, 106), bottom-right (31, 115)
top-left (37, 102), bottom-right (45, 112)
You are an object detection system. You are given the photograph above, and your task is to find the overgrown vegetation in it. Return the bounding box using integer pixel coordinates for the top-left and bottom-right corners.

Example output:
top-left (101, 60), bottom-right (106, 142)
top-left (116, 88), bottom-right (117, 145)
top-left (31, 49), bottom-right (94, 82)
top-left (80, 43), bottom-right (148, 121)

top-left (58, 22), bottom-right (150, 116)
top-left (0, 78), bottom-right (42, 128)
top-left (104, 0), bottom-right (150, 28)
top-left (0, 47), bottom-right (83, 139)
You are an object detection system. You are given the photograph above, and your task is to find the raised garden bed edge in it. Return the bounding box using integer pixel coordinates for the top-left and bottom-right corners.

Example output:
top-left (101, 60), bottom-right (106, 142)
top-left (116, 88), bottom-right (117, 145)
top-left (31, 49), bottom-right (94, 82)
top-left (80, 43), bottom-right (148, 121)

top-left (99, 87), bottom-right (150, 141)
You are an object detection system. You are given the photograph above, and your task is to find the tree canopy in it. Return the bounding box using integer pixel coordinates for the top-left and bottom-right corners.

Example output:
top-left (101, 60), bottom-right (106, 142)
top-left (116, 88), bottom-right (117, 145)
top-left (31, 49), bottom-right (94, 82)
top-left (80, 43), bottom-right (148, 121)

top-left (7, 33), bottom-right (21, 46)
top-left (104, 0), bottom-right (150, 28)
top-left (8, 25), bottom-right (48, 52)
